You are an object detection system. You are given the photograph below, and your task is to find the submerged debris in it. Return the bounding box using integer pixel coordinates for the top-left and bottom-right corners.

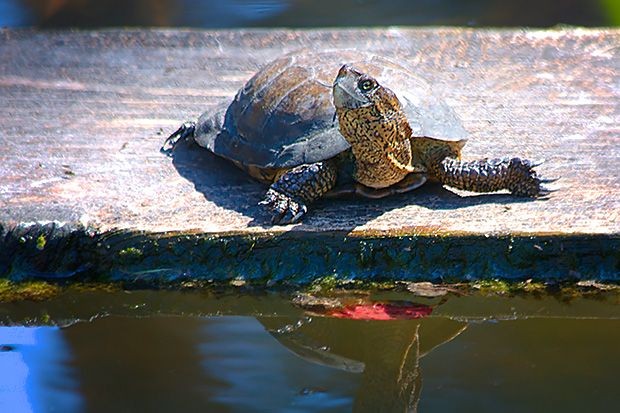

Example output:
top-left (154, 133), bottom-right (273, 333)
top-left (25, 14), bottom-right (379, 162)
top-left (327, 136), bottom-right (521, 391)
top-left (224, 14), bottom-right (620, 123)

top-left (293, 293), bottom-right (342, 311)
top-left (576, 280), bottom-right (619, 291)
top-left (405, 281), bottom-right (462, 297)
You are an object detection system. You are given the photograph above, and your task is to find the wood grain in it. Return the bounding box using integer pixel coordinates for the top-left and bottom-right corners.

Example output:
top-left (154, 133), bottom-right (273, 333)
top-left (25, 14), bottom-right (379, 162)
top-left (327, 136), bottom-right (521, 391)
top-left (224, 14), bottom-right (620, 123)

top-left (0, 28), bottom-right (618, 281)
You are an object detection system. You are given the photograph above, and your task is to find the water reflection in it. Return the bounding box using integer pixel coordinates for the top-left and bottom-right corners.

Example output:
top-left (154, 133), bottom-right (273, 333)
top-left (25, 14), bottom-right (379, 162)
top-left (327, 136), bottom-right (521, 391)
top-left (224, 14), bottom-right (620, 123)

top-left (261, 315), bottom-right (466, 411)
top-left (199, 316), bottom-right (358, 412)
top-left (61, 316), bottom-right (213, 412)
top-left (0, 326), bottom-right (81, 413)
top-left (1, 308), bottom-right (618, 412)
top-left (0, 315), bottom-right (463, 412)
top-left (418, 319), bottom-right (620, 412)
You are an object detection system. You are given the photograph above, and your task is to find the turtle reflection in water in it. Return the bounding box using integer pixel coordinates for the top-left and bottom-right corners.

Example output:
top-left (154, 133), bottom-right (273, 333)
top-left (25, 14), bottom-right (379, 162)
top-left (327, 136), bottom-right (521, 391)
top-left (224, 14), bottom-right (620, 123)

top-left (164, 50), bottom-right (553, 224)
top-left (259, 296), bottom-right (467, 411)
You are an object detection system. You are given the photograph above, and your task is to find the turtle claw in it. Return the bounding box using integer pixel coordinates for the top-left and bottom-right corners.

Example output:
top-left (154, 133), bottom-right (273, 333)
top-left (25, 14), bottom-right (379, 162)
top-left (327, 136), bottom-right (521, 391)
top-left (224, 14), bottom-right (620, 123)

top-left (535, 177), bottom-right (560, 199)
top-left (534, 174), bottom-right (561, 197)
top-left (260, 189), bottom-right (308, 225)
top-left (503, 158), bottom-right (559, 198)
top-left (539, 180), bottom-right (561, 196)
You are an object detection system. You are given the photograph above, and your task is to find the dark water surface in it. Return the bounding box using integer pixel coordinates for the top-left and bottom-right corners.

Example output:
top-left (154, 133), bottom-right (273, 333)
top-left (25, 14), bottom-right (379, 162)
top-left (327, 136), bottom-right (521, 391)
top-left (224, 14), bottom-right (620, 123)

top-left (1, 0), bottom-right (617, 28)
top-left (0, 289), bottom-right (619, 412)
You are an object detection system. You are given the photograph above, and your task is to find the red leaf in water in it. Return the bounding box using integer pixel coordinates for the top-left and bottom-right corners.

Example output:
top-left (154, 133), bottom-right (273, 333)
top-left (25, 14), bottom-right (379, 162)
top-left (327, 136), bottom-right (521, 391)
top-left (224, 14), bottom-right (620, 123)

top-left (326, 302), bottom-right (433, 320)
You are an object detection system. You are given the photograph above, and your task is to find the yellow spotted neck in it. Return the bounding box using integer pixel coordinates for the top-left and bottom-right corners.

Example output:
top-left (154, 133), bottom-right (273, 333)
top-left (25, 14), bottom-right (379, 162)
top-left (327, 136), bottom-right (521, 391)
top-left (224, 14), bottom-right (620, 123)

top-left (336, 94), bottom-right (416, 189)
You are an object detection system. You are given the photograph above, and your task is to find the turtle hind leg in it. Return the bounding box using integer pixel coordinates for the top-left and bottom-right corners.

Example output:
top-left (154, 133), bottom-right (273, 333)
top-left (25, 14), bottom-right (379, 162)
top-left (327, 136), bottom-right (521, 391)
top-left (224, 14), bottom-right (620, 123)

top-left (259, 160), bottom-right (338, 224)
top-left (160, 121), bottom-right (196, 155)
top-left (437, 157), bottom-right (554, 197)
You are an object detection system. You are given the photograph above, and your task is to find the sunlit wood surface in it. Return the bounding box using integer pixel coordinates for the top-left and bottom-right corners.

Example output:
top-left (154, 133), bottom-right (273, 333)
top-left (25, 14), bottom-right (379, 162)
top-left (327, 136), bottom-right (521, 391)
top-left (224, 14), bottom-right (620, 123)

top-left (0, 28), bottom-right (618, 280)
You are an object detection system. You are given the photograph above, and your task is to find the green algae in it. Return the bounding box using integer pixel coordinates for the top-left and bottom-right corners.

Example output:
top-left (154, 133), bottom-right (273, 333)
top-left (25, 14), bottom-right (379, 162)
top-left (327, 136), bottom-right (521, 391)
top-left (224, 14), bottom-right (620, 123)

top-left (2, 223), bottom-right (619, 283)
top-left (0, 280), bottom-right (125, 303)
top-left (472, 279), bottom-right (512, 295)
top-left (309, 275), bottom-right (340, 292)
top-left (67, 282), bottom-right (122, 293)
top-left (0, 279), bottom-right (61, 302)
top-left (35, 234), bottom-right (46, 250)
top-left (306, 275), bottom-right (397, 293)
top-left (306, 276), bottom-right (586, 299)
top-left (118, 247), bottom-right (144, 264)
top-left (0, 276), bottom-right (617, 305)
top-left (517, 280), bottom-right (547, 293)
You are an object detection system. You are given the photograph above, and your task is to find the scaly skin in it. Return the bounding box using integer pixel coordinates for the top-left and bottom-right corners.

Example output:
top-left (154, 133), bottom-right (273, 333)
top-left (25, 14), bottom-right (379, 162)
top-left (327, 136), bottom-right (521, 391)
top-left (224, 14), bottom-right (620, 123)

top-left (334, 65), bottom-right (549, 198)
top-left (259, 160), bottom-right (338, 224)
top-left (435, 157), bottom-right (543, 196)
top-left (335, 88), bottom-right (416, 189)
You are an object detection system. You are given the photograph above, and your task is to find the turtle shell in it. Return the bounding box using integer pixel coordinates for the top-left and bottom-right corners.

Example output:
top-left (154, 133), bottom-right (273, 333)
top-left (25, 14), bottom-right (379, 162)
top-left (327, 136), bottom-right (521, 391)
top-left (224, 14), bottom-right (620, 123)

top-left (193, 50), bottom-right (467, 169)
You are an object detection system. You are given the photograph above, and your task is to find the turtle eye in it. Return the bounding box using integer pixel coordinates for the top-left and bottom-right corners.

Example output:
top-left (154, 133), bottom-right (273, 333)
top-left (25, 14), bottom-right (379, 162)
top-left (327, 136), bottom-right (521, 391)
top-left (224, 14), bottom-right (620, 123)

top-left (358, 78), bottom-right (375, 92)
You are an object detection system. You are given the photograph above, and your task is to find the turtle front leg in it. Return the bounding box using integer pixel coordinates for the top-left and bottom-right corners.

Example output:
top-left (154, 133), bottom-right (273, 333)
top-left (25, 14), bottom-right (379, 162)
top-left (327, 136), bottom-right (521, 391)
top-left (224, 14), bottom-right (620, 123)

top-left (437, 157), bottom-right (553, 197)
top-left (259, 160), bottom-right (338, 224)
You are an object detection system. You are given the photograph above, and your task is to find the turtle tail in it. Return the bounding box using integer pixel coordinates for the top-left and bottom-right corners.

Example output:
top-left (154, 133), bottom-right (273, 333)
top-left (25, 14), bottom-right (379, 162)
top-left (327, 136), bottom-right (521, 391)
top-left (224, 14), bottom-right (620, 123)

top-left (160, 121), bottom-right (196, 155)
top-left (436, 157), bottom-right (550, 197)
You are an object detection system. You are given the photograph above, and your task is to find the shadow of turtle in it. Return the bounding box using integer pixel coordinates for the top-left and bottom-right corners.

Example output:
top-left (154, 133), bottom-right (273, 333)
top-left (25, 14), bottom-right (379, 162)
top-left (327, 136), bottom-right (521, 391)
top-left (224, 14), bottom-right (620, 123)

top-left (286, 188), bottom-right (535, 231)
top-left (166, 136), bottom-right (265, 219)
top-left (165, 136), bottom-right (537, 230)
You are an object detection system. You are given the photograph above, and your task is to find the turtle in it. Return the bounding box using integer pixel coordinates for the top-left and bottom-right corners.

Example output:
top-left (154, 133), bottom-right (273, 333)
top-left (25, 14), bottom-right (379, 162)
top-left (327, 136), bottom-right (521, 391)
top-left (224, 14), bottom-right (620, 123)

top-left (163, 50), bottom-right (551, 224)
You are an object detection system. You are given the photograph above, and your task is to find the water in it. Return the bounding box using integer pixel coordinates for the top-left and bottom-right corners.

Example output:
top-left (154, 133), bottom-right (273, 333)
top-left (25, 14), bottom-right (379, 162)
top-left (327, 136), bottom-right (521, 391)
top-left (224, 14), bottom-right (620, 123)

top-left (1, 0), bottom-right (616, 28)
top-left (1, 289), bottom-right (618, 412)
top-left (1, 1), bottom-right (617, 411)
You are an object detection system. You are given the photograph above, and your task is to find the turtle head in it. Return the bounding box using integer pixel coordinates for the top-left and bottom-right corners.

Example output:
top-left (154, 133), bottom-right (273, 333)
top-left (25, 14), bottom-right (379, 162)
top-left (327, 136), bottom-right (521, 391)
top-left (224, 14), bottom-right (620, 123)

top-left (332, 64), bottom-right (404, 117)
top-left (332, 64), bottom-right (416, 189)
top-left (332, 64), bottom-right (380, 109)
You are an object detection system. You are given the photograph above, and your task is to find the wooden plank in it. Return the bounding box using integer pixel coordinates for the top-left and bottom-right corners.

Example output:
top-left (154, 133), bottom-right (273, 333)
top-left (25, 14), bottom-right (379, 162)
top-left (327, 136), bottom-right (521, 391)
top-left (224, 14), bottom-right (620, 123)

top-left (0, 28), bottom-right (618, 281)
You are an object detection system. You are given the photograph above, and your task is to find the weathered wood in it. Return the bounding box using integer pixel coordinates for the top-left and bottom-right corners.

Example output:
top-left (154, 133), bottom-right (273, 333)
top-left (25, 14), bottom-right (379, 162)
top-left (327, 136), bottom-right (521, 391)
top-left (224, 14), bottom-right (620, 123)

top-left (0, 28), bottom-right (618, 281)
